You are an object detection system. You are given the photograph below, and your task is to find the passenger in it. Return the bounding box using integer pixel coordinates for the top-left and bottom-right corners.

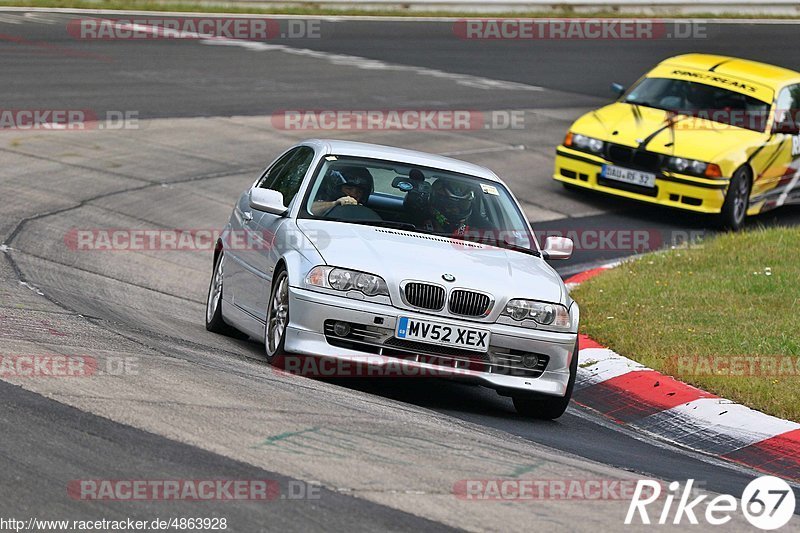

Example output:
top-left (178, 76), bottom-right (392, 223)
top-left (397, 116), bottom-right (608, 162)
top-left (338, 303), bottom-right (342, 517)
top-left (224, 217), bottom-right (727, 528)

top-left (421, 178), bottom-right (481, 235)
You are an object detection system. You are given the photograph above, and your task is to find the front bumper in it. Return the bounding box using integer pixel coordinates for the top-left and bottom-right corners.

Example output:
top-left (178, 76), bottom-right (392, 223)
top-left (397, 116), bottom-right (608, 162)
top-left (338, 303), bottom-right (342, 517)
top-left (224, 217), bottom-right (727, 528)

top-left (284, 286), bottom-right (577, 397)
top-left (553, 146), bottom-right (729, 214)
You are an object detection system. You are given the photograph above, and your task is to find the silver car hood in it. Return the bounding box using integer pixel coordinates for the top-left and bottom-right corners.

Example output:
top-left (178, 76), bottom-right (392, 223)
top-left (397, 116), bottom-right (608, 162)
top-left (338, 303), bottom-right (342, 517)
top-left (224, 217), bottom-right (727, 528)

top-left (296, 219), bottom-right (565, 304)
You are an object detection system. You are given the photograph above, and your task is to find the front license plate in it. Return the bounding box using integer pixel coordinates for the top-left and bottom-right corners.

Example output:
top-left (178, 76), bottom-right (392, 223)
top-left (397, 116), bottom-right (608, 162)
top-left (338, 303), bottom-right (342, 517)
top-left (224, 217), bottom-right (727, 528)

top-left (602, 164), bottom-right (656, 188)
top-left (395, 317), bottom-right (490, 353)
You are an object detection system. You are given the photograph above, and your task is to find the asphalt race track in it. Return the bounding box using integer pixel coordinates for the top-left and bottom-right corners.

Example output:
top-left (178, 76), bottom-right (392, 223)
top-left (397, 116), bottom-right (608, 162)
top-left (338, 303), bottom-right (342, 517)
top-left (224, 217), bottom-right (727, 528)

top-left (1, 10), bottom-right (799, 531)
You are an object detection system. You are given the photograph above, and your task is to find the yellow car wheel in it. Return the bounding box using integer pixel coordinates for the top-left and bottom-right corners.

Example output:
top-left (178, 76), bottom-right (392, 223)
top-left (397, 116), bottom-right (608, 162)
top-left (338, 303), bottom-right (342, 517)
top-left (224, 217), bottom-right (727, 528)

top-left (718, 166), bottom-right (751, 231)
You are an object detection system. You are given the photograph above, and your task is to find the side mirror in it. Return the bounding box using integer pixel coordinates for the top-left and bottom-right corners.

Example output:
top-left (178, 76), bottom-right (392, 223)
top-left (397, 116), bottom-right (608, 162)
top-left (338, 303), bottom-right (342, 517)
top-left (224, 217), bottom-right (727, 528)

top-left (611, 82), bottom-right (626, 96)
top-left (772, 119), bottom-right (800, 135)
top-left (542, 236), bottom-right (573, 261)
top-left (249, 188), bottom-right (288, 216)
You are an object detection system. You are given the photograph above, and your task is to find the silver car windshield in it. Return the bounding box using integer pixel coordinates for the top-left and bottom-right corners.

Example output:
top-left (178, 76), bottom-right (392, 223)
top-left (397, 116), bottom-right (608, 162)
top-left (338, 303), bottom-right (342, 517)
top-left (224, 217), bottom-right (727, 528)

top-left (302, 156), bottom-right (536, 253)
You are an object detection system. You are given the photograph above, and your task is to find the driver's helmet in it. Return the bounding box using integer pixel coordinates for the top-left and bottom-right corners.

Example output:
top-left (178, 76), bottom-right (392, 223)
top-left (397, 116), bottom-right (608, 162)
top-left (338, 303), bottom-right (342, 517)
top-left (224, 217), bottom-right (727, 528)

top-left (685, 82), bottom-right (712, 107)
top-left (430, 178), bottom-right (474, 224)
top-left (322, 166), bottom-right (374, 202)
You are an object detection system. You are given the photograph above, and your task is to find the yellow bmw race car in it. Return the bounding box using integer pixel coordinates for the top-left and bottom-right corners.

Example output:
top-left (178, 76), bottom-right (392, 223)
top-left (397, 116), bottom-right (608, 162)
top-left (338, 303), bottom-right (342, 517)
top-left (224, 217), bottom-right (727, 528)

top-left (554, 53), bottom-right (800, 229)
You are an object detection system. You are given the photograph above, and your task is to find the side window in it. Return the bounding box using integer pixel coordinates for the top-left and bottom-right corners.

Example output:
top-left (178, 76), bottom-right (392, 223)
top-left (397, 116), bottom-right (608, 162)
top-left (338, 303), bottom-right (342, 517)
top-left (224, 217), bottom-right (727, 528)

top-left (263, 146), bottom-right (315, 207)
top-left (257, 148), bottom-right (299, 189)
top-left (774, 84), bottom-right (800, 126)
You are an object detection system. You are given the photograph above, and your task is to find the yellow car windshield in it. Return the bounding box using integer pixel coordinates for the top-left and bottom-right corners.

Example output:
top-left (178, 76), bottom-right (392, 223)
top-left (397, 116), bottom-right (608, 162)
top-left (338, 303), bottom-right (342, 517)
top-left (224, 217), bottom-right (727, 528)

top-left (624, 77), bottom-right (771, 132)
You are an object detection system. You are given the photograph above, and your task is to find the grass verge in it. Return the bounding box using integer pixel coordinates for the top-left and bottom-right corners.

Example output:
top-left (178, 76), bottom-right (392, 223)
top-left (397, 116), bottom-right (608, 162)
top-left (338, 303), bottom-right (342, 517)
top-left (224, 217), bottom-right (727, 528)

top-left (572, 226), bottom-right (800, 422)
top-left (1, 0), bottom-right (800, 18)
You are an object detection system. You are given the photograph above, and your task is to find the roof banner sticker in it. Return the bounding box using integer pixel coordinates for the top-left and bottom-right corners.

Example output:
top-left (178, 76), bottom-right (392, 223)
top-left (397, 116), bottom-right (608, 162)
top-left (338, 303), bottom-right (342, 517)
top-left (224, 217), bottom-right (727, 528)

top-left (670, 69), bottom-right (758, 93)
top-left (650, 65), bottom-right (774, 102)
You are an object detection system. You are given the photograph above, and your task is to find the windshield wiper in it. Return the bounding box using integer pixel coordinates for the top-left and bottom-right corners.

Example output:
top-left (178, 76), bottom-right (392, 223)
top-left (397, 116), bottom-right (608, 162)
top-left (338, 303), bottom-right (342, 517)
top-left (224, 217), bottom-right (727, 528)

top-left (625, 100), bottom-right (670, 112)
top-left (441, 233), bottom-right (541, 258)
top-left (323, 217), bottom-right (418, 231)
top-left (492, 238), bottom-right (542, 258)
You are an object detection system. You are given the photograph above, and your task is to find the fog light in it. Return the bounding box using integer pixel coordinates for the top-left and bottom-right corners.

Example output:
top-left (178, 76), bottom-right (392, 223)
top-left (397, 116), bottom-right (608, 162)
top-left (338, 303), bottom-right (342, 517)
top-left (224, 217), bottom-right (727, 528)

top-left (333, 321), bottom-right (351, 337)
top-left (521, 354), bottom-right (539, 368)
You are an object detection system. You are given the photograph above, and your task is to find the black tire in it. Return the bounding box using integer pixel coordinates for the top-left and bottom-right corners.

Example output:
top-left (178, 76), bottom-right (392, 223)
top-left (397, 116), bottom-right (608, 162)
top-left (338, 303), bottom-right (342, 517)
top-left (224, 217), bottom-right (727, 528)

top-left (717, 166), bottom-right (751, 231)
top-left (264, 267), bottom-right (290, 365)
top-left (205, 251), bottom-right (242, 337)
top-left (512, 338), bottom-right (579, 420)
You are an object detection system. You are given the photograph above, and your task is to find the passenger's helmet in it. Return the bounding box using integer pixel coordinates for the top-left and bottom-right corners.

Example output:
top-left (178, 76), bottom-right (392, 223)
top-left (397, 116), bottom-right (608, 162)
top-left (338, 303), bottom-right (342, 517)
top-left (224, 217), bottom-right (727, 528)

top-left (430, 178), bottom-right (474, 222)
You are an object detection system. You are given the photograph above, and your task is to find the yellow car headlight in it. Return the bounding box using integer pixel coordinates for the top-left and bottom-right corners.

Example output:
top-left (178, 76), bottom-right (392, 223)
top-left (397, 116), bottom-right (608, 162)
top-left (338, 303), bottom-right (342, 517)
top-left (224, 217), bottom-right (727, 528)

top-left (565, 132), bottom-right (605, 154)
top-left (667, 157), bottom-right (723, 178)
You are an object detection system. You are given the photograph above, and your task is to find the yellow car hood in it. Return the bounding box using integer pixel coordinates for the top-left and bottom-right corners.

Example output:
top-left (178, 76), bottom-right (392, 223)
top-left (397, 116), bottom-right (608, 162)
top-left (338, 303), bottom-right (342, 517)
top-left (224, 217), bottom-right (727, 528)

top-left (572, 102), bottom-right (766, 162)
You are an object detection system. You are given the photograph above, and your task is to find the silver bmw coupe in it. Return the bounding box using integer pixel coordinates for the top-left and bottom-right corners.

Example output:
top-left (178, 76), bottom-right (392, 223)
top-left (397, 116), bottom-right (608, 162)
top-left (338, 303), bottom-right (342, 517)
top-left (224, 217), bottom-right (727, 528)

top-left (206, 139), bottom-right (579, 419)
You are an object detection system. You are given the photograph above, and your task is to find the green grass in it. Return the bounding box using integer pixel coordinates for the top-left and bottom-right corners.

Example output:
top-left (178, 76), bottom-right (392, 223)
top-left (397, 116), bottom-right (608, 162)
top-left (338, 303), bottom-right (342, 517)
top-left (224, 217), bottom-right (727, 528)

top-left (572, 226), bottom-right (800, 422)
top-left (3, 0), bottom-right (800, 18)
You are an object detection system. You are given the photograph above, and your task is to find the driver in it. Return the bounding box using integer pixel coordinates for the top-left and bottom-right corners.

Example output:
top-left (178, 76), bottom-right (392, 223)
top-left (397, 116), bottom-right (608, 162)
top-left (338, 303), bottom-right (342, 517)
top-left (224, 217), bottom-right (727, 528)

top-left (310, 166), bottom-right (374, 216)
top-left (422, 177), bottom-right (478, 235)
top-left (684, 82), bottom-right (713, 109)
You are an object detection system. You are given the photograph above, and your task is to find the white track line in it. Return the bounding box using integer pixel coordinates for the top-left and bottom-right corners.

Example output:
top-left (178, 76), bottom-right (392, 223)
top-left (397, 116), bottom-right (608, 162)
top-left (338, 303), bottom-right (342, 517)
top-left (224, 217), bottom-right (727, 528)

top-left (102, 20), bottom-right (543, 91)
top-left (4, 7), bottom-right (800, 24)
top-left (0, 14), bottom-right (23, 23)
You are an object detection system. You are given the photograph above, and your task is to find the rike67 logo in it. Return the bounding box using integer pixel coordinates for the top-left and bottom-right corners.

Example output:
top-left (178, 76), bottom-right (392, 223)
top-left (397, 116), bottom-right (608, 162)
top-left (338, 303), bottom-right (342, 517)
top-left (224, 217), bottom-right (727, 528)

top-left (626, 477), bottom-right (796, 530)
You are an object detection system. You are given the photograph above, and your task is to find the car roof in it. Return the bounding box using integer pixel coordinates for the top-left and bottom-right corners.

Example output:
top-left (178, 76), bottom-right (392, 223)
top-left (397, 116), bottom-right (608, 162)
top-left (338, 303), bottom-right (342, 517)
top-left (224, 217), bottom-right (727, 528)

top-left (301, 139), bottom-right (502, 182)
top-left (659, 53), bottom-right (800, 88)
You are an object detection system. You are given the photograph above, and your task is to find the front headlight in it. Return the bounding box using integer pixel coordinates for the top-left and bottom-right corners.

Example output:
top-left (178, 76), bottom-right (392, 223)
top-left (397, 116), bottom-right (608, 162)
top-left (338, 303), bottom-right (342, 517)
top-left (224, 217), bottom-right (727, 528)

top-left (328, 269), bottom-right (354, 290)
top-left (565, 132), bottom-right (604, 154)
top-left (503, 299), bottom-right (571, 330)
top-left (305, 266), bottom-right (389, 297)
top-left (353, 272), bottom-right (387, 296)
top-left (667, 157), bottom-right (722, 178)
